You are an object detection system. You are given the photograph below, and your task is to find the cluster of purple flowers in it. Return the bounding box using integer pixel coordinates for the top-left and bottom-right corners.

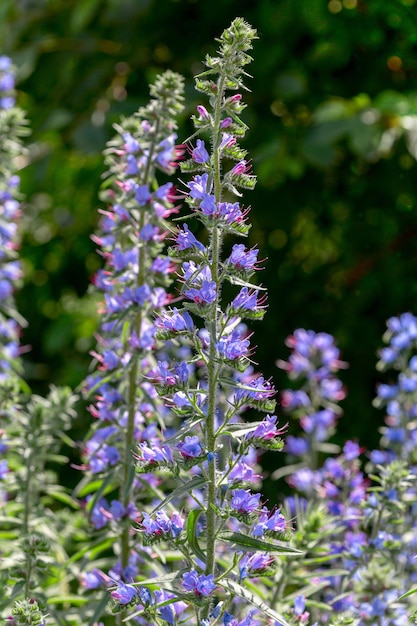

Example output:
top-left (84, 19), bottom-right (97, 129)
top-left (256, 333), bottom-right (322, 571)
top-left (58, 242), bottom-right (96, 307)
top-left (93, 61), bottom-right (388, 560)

top-left (4, 24), bottom-right (417, 626)
top-left (0, 58), bottom-right (23, 382)
top-left (0, 56), bottom-right (15, 109)
top-left (79, 71), bottom-right (187, 595)
top-left (278, 324), bottom-right (417, 625)
top-left (278, 329), bottom-right (347, 467)
top-left (373, 312), bottom-right (417, 462)
top-left (139, 19), bottom-right (297, 626)
top-left (0, 57), bottom-right (26, 506)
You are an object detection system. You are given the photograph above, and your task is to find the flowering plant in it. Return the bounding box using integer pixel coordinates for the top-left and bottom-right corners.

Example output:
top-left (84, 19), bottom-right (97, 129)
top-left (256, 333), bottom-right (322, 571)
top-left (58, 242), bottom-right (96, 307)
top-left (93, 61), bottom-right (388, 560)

top-left (1, 17), bottom-right (417, 626)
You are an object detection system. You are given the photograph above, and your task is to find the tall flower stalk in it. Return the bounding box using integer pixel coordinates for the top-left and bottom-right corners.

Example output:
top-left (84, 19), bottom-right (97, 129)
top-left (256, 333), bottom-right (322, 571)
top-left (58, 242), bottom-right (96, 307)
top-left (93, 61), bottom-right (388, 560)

top-left (0, 56), bottom-right (79, 624)
top-left (77, 70), bottom-right (185, 620)
top-left (125, 19), bottom-right (299, 626)
top-left (0, 56), bottom-right (28, 402)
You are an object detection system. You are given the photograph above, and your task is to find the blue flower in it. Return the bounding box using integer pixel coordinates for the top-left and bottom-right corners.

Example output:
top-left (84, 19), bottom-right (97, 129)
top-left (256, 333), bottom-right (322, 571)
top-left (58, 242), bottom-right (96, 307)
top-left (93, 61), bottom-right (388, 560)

top-left (192, 139), bottom-right (210, 164)
top-left (185, 280), bottom-right (217, 305)
top-left (231, 488), bottom-right (261, 514)
top-left (176, 223), bottom-right (206, 252)
top-left (182, 570), bottom-right (216, 596)
top-left (111, 581), bottom-right (138, 605)
top-left (176, 435), bottom-right (203, 458)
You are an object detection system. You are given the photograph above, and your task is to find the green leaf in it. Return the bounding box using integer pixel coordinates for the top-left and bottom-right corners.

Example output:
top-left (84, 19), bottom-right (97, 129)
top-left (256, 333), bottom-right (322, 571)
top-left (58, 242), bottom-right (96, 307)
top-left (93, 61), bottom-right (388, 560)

top-left (74, 471), bottom-right (116, 512)
top-left (0, 580), bottom-right (25, 610)
top-left (47, 595), bottom-right (89, 606)
top-left (123, 457), bottom-right (136, 501)
top-left (134, 571), bottom-right (183, 587)
top-left (43, 489), bottom-right (80, 509)
top-left (399, 587), bottom-right (417, 600)
top-left (186, 509), bottom-right (207, 564)
top-left (151, 475), bottom-right (207, 515)
top-left (163, 416), bottom-right (204, 444)
top-left (219, 531), bottom-right (303, 555)
top-left (220, 577), bottom-right (290, 626)
top-left (64, 536), bottom-right (115, 566)
top-left (284, 580), bottom-right (330, 603)
top-left (88, 594), bottom-right (110, 626)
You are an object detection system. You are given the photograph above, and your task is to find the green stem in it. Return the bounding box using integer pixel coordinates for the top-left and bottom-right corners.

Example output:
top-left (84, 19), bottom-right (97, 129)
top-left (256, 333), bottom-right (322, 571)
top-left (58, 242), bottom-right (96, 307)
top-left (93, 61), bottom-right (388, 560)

top-left (203, 72), bottom-right (227, 622)
top-left (120, 115), bottom-right (160, 570)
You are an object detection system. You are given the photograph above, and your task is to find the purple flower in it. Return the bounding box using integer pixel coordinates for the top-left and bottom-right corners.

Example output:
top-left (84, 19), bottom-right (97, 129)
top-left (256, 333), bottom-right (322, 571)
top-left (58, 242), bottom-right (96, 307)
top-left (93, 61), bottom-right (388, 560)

top-left (188, 173), bottom-right (210, 199)
top-left (139, 223), bottom-right (159, 241)
top-left (82, 568), bottom-right (109, 589)
top-left (252, 507), bottom-right (287, 537)
top-left (197, 105), bottom-right (210, 120)
top-left (89, 497), bottom-right (111, 529)
top-left (200, 193), bottom-right (217, 216)
top-left (234, 376), bottom-right (276, 404)
top-left (156, 134), bottom-right (179, 171)
top-left (285, 435), bottom-right (309, 456)
top-left (0, 459), bottom-right (8, 478)
top-left (239, 552), bottom-right (274, 579)
top-left (227, 243), bottom-right (259, 271)
top-left (134, 183), bottom-right (152, 205)
top-left (231, 489), bottom-right (261, 514)
top-left (220, 132), bottom-right (235, 149)
top-left (155, 307), bottom-right (195, 333)
top-left (217, 328), bottom-right (251, 360)
top-left (231, 287), bottom-right (266, 313)
top-left (228, 456), bottom-right (260, 484)
top-left (176, 435), bottom-right (204, 458)
top-left (185, 280), bottom-right (217, 305)
top-left (139, 510), bottom-right (183, 541)
top-left (343, 440), bottom-right (361, 461)
top-left (111, 581), bottom-right (138, 605)
top-left (280, 329), bottom-right (347, 380)
top-left (123, 132), bottom-right (140, 153)
top-left (248, 414), bottom-right (287, 441)
top-left (300, 409), bottom-right (335, 441)
top-left (192, 139), bottom-right (210, 164)
top-left (136, 442), bottom-right (172, 465)
top-left (288, 468), bottom-right (318, 494)
top-left (176, 224), bottom-right (206, 252)
top-left (182, 570), bottom-right (216, 596)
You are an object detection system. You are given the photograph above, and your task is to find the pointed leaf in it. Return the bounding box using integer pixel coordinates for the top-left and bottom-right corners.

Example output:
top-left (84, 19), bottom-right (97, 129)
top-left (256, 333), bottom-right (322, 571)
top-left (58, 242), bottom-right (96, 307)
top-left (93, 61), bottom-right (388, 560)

top-left (284, 580), bottom-right (330, 603)
top-left (88, 594), bottom-right (109, 626)
top-left (220, 421), bottom-right (264, 438)
top-left (134, 571), bottom-right (183, 587)
top-left (163, 416), bottom-right (204, 444)
top-left (220, 577), bottom-right (290, 626)
top-left (399, 587), bottom-right (417, 600)
top-left (219, 531), bottom-right (303, 555)
top-left (186, 509), bottom-right (207, 564)
top-left (151, 475), bottom-right (207, 515)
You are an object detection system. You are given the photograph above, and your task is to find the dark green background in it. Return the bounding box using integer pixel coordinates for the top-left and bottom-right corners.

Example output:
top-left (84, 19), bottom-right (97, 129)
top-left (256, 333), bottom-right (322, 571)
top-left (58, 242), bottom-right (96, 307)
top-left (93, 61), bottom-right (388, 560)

top-left (3, 0), bottom-right (417, 450)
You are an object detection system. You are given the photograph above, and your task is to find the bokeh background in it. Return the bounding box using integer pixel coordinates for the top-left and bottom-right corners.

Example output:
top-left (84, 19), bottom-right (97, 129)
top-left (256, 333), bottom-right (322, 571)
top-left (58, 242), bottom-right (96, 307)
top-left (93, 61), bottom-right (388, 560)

top-left (3, 0), bottom-right (417, 451)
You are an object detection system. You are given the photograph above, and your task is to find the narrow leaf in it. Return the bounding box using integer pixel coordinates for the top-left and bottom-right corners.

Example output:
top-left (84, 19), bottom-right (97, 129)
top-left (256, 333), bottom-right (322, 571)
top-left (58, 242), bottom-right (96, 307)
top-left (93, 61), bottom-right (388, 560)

top-left (219, 531), bottom-right (303, 555)
top-left (88, 594), bottom-right (110, 626)
top-left (186, 509), bottom-right (207, 564)
top-left (221, 421), bottom-right (264, 438)
top-left (220, 577), bottom-right (290, 626)
top-left (134, 571), bottom-right (183, 587)
top-left (151, 475), bottom-right (207, 515)
top-left (399, 587), bottom-right (417, 600)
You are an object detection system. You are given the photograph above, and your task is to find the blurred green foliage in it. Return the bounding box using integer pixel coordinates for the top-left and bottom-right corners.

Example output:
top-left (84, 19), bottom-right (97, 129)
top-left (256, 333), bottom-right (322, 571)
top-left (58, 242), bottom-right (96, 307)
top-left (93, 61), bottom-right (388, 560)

top-left (3, 0), bottom-right (417, 448)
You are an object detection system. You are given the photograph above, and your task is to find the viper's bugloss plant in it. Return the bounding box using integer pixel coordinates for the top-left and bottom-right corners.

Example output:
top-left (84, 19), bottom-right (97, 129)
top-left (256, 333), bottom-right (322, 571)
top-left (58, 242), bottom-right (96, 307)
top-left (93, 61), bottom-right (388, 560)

top-left (274, 323), bottom-right (417, 625)
top-left (0, 56), bottom-right (28, 403)
top-left (116, 18), bottom-right (300, 626)
top-left (2, 19), bottom-right (417, 626)
top-left (76, 70), bottom-right (186, 622)
top-left (0, 57), bottom-right (80, 624)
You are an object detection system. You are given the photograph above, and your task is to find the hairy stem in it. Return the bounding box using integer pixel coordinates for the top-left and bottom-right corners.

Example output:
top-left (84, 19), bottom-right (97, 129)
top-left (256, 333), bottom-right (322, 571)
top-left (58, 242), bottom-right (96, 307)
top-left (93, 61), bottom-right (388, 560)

top-left (203, 71), bottom-right (227, 621)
